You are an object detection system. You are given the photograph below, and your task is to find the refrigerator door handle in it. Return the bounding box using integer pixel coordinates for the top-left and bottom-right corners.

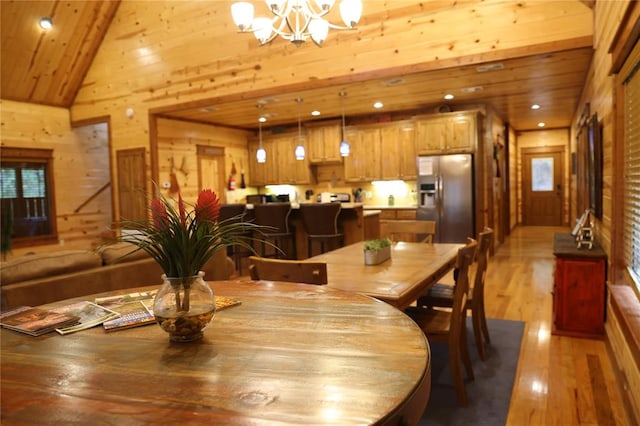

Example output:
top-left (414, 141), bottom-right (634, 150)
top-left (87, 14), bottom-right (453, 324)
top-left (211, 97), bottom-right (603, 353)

top-left (437, 173), bottom-right (444, 217)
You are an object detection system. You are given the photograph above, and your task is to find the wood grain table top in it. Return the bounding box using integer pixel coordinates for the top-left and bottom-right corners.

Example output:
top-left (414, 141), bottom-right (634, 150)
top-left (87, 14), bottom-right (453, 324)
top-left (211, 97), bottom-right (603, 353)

top-left (310, 242), bottom-right (463, 309)
top-left (1, 280), bottom-right (431, 425)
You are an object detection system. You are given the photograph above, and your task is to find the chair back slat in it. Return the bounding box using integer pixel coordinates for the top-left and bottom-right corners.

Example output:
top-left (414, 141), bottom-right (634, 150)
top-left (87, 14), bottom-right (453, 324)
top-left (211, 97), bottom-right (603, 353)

top-left (383, 220), bottom-right (436, 243)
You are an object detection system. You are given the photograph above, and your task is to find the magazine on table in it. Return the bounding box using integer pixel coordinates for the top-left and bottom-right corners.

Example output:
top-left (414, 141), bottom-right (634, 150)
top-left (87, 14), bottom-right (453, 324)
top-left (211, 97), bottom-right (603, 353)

top-left (52, 301), bottom-right (120, 335)
top-left (97, 294), bottom-right (157, 332)
top-left (0, 306), bottom-right (80, 336)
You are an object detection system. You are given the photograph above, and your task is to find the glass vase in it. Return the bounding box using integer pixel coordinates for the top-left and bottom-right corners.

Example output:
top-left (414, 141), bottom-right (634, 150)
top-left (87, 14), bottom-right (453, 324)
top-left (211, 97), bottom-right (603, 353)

top-left (153, 271), bottom-right (216, 342)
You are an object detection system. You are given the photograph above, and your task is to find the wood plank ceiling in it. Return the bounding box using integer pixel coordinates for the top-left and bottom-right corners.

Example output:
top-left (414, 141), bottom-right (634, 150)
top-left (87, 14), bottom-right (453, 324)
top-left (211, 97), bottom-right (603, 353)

top-left (0, 0), bottom-right (594, 132)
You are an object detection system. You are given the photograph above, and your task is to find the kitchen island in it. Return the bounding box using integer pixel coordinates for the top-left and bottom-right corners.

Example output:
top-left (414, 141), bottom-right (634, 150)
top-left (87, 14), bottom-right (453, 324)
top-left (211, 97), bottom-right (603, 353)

top-left (246, 203), bottom-right (380, 259)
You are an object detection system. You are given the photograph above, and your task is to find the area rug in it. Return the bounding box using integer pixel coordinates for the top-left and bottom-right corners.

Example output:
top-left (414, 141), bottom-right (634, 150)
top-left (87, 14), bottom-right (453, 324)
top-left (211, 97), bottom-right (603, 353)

top-left (419, 317), bottom-right (525, 426)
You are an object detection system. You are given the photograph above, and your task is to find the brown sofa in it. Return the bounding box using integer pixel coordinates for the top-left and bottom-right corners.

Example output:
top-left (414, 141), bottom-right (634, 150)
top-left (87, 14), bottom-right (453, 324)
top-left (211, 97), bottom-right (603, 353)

top-left (0, 244), bottom-right (234, 311)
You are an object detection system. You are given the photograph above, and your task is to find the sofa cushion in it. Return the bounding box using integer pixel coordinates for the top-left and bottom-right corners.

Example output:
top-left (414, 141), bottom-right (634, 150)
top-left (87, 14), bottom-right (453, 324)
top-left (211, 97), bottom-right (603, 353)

top-left (0, 250), bottom-right (103, 286)
top-left (99, 242), bottom-right (151, 265)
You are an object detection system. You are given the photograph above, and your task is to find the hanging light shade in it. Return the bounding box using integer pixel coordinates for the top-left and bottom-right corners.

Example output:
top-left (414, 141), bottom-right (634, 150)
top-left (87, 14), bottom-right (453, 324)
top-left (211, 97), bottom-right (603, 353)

top-left (256, 105), bottom-right (267, 163)
top-left (295, 98), bottom-right (305, 161)
top-left (339, 91), bottom-right (350, 157)
top-left (230, 0), bottom-right (362, 47)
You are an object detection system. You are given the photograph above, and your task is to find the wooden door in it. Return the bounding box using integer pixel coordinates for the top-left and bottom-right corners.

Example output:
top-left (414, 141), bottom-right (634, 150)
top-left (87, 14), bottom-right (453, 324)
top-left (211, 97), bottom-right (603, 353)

top-left (117, 148), bottom-right (147, 222)
top-left (522, 146), bottom-right (564, 226)
top-left (197, 145), bottom-right (226, 202)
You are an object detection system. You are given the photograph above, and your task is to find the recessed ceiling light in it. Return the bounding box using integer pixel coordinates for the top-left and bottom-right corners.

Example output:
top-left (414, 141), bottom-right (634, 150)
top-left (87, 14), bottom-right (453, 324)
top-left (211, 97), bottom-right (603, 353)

top-left (311, 110), bottom-right (321, 116)
top-left (39, 17), bottom-right (53, 30)
top-left (461, 86), bottom-right (483, 94)
top-left (373, 101), bottom-right (384, 109)
top-left (531, 104), bottom-right (541, 110)
top-left (382, 78), bottom-right (405, 86)
top-left (444, 94), bottom-right (455, 100)
top-left (259, 116), bottom-right (267, 123)
top-left (476, 63), bottom-right (504, 72)
top-left (537, 122), bottom-right (545, 127)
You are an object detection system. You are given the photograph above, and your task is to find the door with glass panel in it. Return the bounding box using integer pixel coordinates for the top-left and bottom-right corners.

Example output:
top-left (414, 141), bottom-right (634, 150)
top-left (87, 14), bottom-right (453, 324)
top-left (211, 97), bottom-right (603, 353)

top-left (522, 147), bottom-right (564, 226)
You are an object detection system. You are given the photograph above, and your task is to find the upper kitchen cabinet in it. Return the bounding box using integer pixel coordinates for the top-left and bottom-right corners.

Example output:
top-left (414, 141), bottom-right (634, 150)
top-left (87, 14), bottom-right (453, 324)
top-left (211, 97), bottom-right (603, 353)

top-left (248, 134), bottom-right (312, 186)
top-left (344, 125), bottom-right (382, 182)
top-left (306, 121), bottom-right (343, 164)
top-left (248, 138), bottom-right (277, 186)
top-left (415, 111), bottom-right (478, 154)
top-left (380, 121), bottom-right (417, 180)
top-left (275, 134), bottom-right (313, 185)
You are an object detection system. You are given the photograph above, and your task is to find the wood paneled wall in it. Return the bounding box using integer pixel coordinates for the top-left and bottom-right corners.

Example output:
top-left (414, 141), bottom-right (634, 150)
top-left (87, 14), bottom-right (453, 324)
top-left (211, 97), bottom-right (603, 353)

top-left (155, 117), bottom-right (254, 205)
top-left (0, 100), bottom-right (111, 258)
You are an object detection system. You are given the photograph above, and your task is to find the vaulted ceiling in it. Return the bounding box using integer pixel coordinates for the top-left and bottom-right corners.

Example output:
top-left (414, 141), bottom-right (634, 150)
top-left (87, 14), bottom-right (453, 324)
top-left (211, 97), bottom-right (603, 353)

top-left (0, 0), bottom-right (594, 132)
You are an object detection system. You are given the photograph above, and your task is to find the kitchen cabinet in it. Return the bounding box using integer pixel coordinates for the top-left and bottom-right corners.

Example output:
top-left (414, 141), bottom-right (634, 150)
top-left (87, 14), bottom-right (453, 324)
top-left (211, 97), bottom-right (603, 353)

top-left (344, 125), bottom-right (382, 182)
top-left (275, 134), bottom-right (313, 185)
top-left (248, 134), bottom-right (312, 185)
top-left (380, 121), bottom-right (417, 180)
top-left (248, 138), bottom-right (277, 186)
top-left (552, 233), bottom-right (607, 338)
top-left (415, 111), bottom-right (478, 154)
top-left (306, 121), bottom-right (343, 164)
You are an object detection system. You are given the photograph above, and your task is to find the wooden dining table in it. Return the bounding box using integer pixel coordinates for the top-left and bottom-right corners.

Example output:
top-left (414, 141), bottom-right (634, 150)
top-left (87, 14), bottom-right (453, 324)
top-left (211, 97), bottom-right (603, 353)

top-left (309, 241), bottom-right (463, 310)
top-left (1, 280), bottom-right (431, 425)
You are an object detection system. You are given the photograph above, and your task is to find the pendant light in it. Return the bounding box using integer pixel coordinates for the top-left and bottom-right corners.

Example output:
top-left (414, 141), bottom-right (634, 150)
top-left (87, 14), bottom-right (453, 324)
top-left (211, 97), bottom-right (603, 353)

top-left (339, 91), bottom-right (350, 157)
top-left (294, 98), bottom-right (305, 161)
top-left (256, 104), bottom-right (266, 163)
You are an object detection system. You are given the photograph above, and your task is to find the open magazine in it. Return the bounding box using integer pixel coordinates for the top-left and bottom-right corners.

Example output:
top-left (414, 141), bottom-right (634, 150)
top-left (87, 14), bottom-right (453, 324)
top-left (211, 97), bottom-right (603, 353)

top-left (53, 301), bottom-right (120, 335)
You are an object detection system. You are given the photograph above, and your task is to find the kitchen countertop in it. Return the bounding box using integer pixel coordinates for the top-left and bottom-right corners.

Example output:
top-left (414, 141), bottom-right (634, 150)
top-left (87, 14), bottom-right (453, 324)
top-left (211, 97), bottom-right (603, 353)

top-left (364, 210), bottom-right (381, 217)
top-left (364, 205), bottom-right (417, 210)
top-left (246, 202), bottom-right (364, 210)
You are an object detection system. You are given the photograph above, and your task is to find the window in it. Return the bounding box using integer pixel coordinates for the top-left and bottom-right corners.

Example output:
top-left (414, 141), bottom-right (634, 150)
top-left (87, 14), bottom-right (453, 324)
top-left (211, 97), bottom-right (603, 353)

top-left (531, 157), bottom-right (554, 191)
top-left (0, 148), bottom-right (57, 248)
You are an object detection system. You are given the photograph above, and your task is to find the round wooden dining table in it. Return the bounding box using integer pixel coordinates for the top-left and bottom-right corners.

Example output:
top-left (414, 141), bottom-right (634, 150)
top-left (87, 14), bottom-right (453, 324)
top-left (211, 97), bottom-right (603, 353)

top-left (1, 280), bottom-right (431, 425)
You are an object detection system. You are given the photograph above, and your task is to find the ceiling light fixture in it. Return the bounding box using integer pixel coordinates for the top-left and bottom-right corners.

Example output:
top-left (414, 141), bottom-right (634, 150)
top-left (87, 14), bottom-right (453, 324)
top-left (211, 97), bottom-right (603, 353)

top-left (339, 91), bottom-right (350, 157)
top-left (373, 101), bottom-right (384, 109)
top-left (537, 122), bottom-right (546, 127)
top-left (531, 104), bottom-right (541, 110)
top-left (311, 110), bottom-right (321, 116)
top-left (444, 94), bottom-right (454, 100)
top-left (231, 0), bottom-right (362, 47)
top-left (256, 104), bottom-right (267, 163)
top-left (295, 98), bottom-right (305, 160)
top-left (39, 17), bottom-right (53, 30)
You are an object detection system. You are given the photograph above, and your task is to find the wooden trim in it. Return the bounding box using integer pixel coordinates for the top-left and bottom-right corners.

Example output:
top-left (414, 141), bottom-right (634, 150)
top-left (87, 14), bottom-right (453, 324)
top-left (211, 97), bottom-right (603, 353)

top-left (70, 115), bottom-right (111, 128)
top-left (149, 114), bottom-right (159, 196)
top-left (609, 1), bottom-right (640, 74)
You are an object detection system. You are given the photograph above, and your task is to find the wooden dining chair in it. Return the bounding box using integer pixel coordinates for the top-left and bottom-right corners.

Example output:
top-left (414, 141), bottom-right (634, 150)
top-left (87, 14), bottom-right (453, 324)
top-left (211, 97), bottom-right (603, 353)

top-left (247, 256), bottom-right (328, 285)
top-left (382, 220), bottom-right (436, 243)
top-left (405, 239), bottom-right (478, 406)
top-left (417, 228), bottom-right (494, 361)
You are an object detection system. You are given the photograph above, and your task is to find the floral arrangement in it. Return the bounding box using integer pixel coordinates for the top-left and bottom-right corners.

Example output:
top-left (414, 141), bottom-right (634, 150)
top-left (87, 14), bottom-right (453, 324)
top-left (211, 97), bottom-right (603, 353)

top-left (114, 189), bottom-right (258, 279)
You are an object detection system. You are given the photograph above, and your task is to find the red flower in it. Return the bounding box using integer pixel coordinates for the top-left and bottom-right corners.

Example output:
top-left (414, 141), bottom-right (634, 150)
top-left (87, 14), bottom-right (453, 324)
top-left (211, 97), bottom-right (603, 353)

top-left (151, 198), bottom-right (169, 231)
top-left (195, 189), bottom-right (220, 223)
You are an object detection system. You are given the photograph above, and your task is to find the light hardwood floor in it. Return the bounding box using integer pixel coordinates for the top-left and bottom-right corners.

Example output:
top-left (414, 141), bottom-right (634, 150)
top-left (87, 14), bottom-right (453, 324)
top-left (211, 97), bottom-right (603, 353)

top-left (487, 226), bottom-right (626, 425)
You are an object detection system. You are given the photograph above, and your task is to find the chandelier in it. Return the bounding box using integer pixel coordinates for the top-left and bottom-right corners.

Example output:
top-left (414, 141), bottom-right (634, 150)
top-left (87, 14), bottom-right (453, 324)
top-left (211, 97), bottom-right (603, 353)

top-left (231, 0), bottom-right (363, 47)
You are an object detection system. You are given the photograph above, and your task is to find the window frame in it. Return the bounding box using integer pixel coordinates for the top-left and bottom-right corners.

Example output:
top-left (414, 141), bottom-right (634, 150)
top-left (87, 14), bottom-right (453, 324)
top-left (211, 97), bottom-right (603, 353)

top-left (1, 147), bottom-right (58, 248)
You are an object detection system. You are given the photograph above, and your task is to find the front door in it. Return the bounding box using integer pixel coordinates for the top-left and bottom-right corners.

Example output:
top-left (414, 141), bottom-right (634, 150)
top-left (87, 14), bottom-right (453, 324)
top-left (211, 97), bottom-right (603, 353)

top-left (522, 146), bottom-right (564, 226)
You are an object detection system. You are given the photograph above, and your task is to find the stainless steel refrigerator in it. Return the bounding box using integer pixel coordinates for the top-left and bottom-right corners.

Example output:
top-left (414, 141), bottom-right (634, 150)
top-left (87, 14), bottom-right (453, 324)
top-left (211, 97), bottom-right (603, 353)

top-left (416, 154), bottom-right (475, 243)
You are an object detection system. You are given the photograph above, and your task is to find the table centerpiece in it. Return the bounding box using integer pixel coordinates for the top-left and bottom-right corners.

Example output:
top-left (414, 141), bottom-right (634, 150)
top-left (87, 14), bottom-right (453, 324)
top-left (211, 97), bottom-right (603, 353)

top-left (111, 189), bottom-right (261, 342)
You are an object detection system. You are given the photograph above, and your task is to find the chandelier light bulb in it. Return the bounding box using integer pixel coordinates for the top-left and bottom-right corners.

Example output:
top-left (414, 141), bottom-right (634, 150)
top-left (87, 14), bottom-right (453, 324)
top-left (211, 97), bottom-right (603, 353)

top-left (230, 2), bottom-right (254, 31)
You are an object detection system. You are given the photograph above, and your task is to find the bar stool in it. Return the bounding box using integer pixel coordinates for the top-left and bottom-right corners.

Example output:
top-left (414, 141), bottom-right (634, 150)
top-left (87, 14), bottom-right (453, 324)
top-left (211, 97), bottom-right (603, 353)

top-left (300, 203), bottom-right (344, 258)
top-left (252, 203), bottom-right (296, 259)
top-left (219, 204), bottom-right (252, 273)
